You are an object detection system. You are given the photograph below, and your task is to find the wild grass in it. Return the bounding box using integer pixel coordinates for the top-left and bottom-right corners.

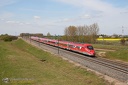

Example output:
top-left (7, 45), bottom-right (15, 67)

top-left (0, 39), bottom-right (108, 85)
top-left (93, 44), bottom-right (128, 62)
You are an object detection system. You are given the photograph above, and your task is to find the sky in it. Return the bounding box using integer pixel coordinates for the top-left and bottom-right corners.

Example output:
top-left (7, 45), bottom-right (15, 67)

top-left (0, 0), bottom-right (128, 35)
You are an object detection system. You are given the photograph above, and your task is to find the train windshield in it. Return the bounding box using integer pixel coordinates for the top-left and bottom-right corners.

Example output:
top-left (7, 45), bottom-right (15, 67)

top-left (87, 46), bottom-right (94, 50)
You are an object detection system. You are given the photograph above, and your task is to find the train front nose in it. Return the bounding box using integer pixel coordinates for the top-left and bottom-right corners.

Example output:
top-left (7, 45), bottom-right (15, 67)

top-left (90, 50), bottom-right (95, 56)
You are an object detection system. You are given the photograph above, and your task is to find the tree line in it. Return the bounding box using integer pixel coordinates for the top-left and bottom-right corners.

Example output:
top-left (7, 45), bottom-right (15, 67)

top-left (62, 23), bottom-right (99, 43)
top-left (20, 33), bottom-right (43, 37)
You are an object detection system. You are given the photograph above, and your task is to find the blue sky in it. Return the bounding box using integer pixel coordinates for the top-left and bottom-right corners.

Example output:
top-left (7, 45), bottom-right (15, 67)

top-left (0, 0), bottom-right (128, 35)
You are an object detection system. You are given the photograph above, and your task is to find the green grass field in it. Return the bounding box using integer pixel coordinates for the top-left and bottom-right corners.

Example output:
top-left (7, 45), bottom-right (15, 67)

top-left (0, 39), bottom-right (109, 85)
top-left (93, 44), bottom-right (128, 62)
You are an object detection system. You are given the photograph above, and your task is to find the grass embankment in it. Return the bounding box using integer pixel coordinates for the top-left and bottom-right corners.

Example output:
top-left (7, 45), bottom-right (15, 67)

top-left (93, 44), bottom-right (128, 62)
top-left (0, 39), bottom-right (108, 85)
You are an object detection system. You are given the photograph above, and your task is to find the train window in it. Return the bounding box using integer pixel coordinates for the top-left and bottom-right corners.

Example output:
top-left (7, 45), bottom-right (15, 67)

top-left (55, 42), bottom-right (58, 44)
top-left (73, 46), bottom-right (76, 48)
top-left (69, 45), bottom-right (75, 48)
top-left (87, 46), bottom-right (93, 50)
top-left (76, 46), bottom-right (81, 49)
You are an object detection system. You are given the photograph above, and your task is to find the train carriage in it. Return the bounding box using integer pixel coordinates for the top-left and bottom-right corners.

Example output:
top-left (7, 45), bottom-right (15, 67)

top-left (30, 36), bottom-right (95, 56)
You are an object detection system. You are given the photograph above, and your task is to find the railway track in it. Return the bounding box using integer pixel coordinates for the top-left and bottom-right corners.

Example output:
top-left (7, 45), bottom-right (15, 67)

top-left (96, 57), bottom-right (128, 73)
top-left (23, 37), bottom-right (128, 84)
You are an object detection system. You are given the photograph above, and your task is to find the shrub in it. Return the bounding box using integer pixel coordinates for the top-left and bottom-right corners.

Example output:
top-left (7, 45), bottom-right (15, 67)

top-left (3, 36), bottom-right (12, 42)
top-left (120, 38), bottom-right (125, 45)
top-left (11, 36), bottom-right (18, 40)
top-left (0, 34), bottom-right (18, 42)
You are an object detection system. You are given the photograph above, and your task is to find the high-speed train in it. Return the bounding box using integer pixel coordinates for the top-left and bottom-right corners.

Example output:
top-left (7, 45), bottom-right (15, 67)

top-left (31, 36), bottom-right (95, 56)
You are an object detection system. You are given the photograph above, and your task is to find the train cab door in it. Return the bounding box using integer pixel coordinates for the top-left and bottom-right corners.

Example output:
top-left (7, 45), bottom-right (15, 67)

top-left (81, 47), bottom-right (85, 52)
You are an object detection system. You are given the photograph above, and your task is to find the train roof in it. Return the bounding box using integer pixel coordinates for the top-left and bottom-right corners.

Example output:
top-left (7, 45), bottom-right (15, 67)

top-left (31, 37), bottom-right (93, 47)
top-left (59, 41), bottom-right (92, 47)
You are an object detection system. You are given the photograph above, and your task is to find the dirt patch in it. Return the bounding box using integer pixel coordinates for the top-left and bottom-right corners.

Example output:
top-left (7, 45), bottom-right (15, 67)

top-left (97, 52), bottom-right (106, 57)
top-left (40, 59), bottom-right (46, 62)
top-left (95, 48), bottom-right (115, 57)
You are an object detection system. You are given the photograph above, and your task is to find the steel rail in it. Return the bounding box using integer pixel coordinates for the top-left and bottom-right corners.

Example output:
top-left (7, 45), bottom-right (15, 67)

top-left (96, 57), bottom-right (128, 71)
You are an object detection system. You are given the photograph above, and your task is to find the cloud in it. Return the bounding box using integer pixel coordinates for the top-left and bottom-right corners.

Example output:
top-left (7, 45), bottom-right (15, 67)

top-left (56, 18), bottom-right (74, 23)
top-left (40, 0), bottom-right (128, 35)
top-left (6, 20), bottom-right (22, 24)
top-left (54, 0), bottom-right (124, 15)
top-left (6, 20), bottom-right (16, 23)
top-left (20, 8), bottom-right (42, 12)
top-left (0, 12), bottom-right (14, 19)
top-left (120, 10), bottom-right (128, 14)
top-left (34, 16), bottom-right (41, 20)
top-left (0, 18), bottom-right (4, 21)
top-left (0, 0), bottom-right (19, 7)
top-left (55, 13), bottom-right (100, 23)
top-left (5, 20), bottom-right (32, 26)
top-left (80, 14), bottom-right (91, 19)
top-left (25, 22), bottom-right (31, 25)
top-left (54, 0), bottom-right (111, 11)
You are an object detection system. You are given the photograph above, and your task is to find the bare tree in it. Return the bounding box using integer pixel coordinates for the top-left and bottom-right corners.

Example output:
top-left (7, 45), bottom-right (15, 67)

top-left (68, 26), bottom-right (77, 36)
top-left (64, 26), bottom-right (77, 41)
top-left (64, 23), bottom-right (99, 43)
top-left (88, 23), bottom-right (99, 43)
top-left (64, 27), bottom-right (69, 41)
top-left (77, 26), bottom-right (85, 42)
top-left (47, 32), bottom-right (51, 38)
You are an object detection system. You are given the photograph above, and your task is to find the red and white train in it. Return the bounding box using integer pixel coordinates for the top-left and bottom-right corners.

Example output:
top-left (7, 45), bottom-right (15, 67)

top-left (30, 36), bottom-right (95, 56)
